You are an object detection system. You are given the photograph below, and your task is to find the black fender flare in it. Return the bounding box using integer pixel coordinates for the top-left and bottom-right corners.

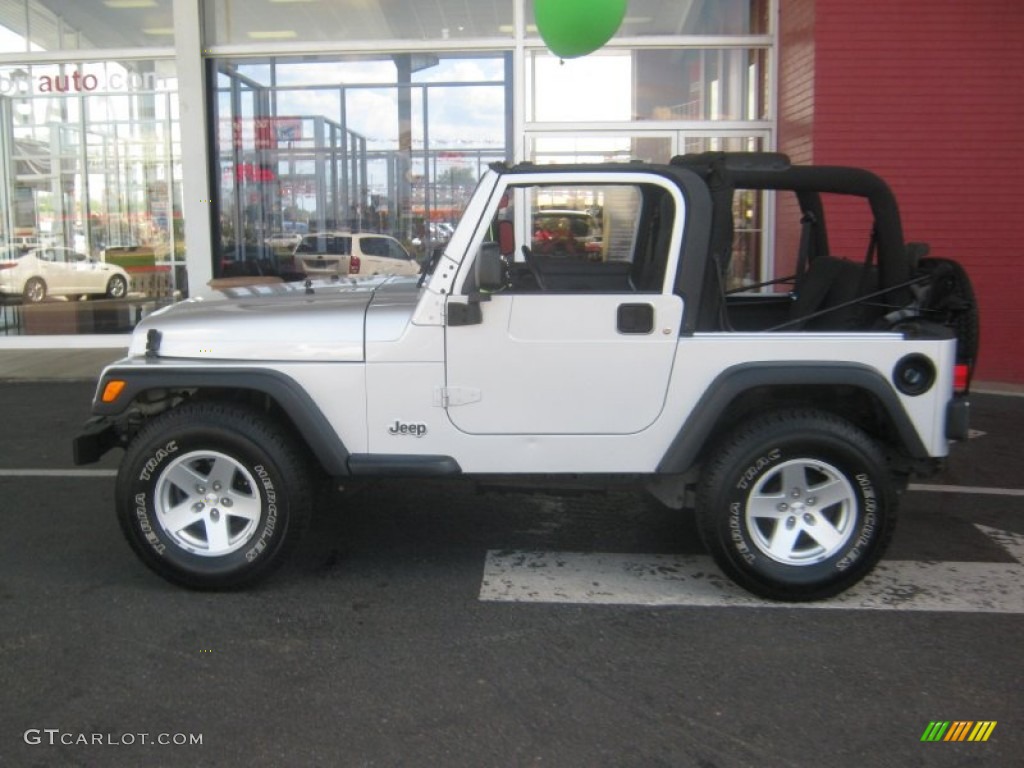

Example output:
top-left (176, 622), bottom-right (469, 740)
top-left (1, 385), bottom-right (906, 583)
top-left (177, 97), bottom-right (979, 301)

top-left (92, 367), bottom-right (351, 476)
top-left (656, 361), bottom-right (928, 474)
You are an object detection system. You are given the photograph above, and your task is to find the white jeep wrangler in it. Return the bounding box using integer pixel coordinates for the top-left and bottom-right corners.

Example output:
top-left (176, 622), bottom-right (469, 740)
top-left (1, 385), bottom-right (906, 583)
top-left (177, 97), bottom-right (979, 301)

top-left (74, 152), bottom-right (976, 601)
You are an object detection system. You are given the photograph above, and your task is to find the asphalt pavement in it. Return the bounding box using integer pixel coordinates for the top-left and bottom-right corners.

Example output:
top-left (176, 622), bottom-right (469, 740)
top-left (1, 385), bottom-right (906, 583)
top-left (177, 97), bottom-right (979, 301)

top-left (0, 376), bottom-right (1020, 767)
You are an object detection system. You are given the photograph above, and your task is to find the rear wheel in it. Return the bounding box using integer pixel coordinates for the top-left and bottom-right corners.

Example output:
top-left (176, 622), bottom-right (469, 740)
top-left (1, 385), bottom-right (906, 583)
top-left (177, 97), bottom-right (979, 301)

top-left (23, 277), bottom-right (46, 303)
top-left (116, 402), bottom-right (313, 589)
top-left (696, 409), bottom-right (896, 601)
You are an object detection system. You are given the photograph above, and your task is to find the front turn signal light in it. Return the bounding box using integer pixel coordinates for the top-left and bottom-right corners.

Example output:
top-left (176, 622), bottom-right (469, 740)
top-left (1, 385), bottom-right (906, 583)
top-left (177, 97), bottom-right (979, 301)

top-left (101, 379), bottom-right (127, 403)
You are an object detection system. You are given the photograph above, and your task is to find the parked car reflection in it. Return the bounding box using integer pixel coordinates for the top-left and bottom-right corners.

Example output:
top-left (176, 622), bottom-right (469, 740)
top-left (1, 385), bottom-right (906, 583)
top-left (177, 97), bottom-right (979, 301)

top-left (0, 245), bottom-right (130, 303)
top-left (532, 210), bottom-right (603, 258)
top-left (219, 242), bottom-right (305, 282)
top-left (292, 232), bottom-right (421, 277)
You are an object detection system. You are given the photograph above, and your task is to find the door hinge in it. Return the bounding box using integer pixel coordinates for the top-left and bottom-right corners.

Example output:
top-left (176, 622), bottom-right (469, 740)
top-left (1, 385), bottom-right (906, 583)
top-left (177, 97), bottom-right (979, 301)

top-left (434, 386), bottom-right (482, 408)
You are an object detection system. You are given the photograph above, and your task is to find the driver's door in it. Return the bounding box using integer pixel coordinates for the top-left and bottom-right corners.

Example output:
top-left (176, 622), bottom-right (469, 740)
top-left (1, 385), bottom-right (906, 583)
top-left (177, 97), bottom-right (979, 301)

top-left (442, 175), bottom-right (684, 436)
top-left (444, 292), bottom-right (682, 434)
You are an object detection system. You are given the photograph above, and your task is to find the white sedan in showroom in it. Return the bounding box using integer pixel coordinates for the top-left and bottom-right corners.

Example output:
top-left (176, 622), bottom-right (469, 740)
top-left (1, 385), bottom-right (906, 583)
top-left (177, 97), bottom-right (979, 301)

top-left (0, 245), bottom-right (130, 303)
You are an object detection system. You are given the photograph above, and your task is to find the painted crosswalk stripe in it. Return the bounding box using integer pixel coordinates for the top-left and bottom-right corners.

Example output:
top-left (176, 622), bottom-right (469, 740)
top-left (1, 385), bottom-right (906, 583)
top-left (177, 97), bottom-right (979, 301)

top-left (479, 525), bottom-right (1024, 614)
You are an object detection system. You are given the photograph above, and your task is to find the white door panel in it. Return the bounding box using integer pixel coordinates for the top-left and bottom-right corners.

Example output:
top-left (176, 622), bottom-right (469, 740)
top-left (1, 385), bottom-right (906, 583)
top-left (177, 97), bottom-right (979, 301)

top-left (74, 258), bottom-right (103, 291)
top-left (445, 293), bottom-right (682, 435)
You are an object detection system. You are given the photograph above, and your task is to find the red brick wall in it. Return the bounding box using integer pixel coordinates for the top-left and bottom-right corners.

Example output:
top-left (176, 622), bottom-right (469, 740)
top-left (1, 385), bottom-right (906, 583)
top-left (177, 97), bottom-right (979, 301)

top-left (775, 0), bottom-right (815, 275)
top-left (778, 0), bottom-right (1024, 383)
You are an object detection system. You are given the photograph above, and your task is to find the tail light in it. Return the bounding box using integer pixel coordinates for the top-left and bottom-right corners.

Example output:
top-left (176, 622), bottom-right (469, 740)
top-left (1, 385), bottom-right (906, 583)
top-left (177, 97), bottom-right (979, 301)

top-left (953, 363), bottom-right (970, 394)
top-left (349, 255), bottom-right (361, 274)
top-left (0, 262), bottom-right (16, 270)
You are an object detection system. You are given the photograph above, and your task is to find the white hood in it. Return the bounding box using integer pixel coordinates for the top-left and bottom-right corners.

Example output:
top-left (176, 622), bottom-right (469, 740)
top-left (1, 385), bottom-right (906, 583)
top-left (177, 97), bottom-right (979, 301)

top-left (129, 276), bottom-right (416, 362)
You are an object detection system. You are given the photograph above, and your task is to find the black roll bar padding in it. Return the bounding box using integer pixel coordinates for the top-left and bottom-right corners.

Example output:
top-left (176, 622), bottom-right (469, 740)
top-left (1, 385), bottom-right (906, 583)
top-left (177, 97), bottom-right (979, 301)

top-left (671, 152), bottom-right (910, 299)
top-left (764, 271), bottom-right (934, 332)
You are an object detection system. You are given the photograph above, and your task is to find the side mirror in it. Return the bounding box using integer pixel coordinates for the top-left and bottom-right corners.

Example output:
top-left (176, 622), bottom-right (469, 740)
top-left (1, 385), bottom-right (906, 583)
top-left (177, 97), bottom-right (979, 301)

top-left (476, 241), bottom-right (504, 291)
top-left (497, 219), bottom-right (514, 256)
top-left (449, 243), bottom-right (501, 328)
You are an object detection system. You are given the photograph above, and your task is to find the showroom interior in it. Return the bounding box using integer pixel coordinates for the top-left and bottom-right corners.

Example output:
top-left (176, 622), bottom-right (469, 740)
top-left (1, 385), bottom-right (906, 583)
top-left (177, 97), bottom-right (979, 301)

top-left (0, 0), bottom-right (1020, 383)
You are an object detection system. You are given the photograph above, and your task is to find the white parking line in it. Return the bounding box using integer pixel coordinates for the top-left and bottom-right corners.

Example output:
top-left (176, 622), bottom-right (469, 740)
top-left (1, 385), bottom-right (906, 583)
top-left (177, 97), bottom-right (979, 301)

top-left (908, 483), bottom-right (1024, 497)
top-left (0, 469), bottom-right (117, 477)
top-left (479, 525), bottom-right (1024, 614)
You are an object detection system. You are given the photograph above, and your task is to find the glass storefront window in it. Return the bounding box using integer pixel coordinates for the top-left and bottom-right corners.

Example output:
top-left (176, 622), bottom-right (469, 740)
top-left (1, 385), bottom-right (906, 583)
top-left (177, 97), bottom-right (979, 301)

top-left (0, 58), bottom-right (181, 335)
top-left (528, 48), bottom-right (767, 123)
top-left (204, 0), bottom-right (513, 46)
top-left (0, 0), bottom-right (174, 52)
top-left (211, 53), bottom-right (509, 279)
top-left (527, 0), bottom-right (769, 38)
top-left (528, 52), bottom-right (633, 123)
top-left (527, 132), bottom-right (766, 288)
top-left (0, 1), bottom-right (773, 336)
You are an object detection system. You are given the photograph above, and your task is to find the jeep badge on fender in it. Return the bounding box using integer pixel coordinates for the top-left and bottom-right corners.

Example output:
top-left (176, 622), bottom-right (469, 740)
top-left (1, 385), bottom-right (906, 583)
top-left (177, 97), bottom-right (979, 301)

top-left (388, 421), bottom-right (427, 437)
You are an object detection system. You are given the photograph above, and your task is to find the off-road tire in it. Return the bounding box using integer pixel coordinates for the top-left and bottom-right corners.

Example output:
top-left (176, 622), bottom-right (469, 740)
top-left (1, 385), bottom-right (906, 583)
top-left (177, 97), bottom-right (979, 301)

top-left (116, 402), bottom-right (312, 590)
top-left (696, 409), bottom-right (897, 601)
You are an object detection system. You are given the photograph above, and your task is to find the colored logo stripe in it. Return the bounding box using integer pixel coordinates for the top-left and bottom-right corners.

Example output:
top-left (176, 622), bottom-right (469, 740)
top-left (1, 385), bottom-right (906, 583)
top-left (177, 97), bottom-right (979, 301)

top-left (945, 721), bottom-right (973, 741)
top-left (921, 721), bottom-right (996, 742)
top-left (921, 721), bottom-right (949, 741)
top-left (968, 721), bottom-right (997, 742)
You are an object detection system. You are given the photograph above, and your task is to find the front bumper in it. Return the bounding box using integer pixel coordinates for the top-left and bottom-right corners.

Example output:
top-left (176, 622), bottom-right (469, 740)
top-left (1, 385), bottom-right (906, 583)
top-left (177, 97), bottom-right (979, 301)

top-left (72, 416), bottom-right (120, 465)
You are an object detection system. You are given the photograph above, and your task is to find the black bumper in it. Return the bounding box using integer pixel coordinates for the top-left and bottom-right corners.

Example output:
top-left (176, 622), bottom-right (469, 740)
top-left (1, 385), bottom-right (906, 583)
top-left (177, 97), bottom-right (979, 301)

top-left (72, 417), bottom-right (120, 465)
top-left (946, 395), bottom-right (970, 441)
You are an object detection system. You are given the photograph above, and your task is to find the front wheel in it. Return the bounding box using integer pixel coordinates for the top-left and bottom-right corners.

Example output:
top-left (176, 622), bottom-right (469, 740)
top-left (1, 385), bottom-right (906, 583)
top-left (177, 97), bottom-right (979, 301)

top-left (116, 402), bottom-right (313, 589)
top-left (696, 409), bottom-right (897, 601)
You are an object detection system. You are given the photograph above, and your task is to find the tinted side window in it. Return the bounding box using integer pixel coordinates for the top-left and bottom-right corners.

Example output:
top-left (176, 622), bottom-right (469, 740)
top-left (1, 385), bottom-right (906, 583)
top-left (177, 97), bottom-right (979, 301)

top-left (298, 236), bottom-right (350, 254)
top-left (360, 237), bottom-right (389, 257)
top-left (387, 240), bottom-right (410, 260)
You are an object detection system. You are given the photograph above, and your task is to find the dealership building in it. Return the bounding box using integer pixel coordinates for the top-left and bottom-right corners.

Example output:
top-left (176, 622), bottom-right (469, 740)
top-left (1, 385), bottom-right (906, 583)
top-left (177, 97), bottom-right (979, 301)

top-left (0, 0), bottom-right (1020, 383)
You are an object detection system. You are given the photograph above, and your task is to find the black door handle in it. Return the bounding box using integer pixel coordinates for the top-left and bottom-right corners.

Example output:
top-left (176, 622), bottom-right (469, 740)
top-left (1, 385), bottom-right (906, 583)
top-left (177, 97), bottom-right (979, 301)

top-left (617, 303), bottom-right (654, 334)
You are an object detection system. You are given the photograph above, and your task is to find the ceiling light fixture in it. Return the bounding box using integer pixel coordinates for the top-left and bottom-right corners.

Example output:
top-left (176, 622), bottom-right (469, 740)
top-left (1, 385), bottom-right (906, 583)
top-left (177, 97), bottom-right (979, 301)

top-left (248, 30), bottom-right (299, 40)
top-left (499, 24), bottom-right (538, 34)
top-left (104, 0), bottom-right (158, 9)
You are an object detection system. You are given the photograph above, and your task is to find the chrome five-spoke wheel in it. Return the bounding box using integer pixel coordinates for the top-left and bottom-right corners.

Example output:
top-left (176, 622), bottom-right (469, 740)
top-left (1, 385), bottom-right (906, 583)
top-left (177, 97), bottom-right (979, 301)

top-left (154, 450), bottom-right (262, 557)
top-left (116, 402), bottom-right (312, 589)
top-left (742, 458), bottom-right (856, 566)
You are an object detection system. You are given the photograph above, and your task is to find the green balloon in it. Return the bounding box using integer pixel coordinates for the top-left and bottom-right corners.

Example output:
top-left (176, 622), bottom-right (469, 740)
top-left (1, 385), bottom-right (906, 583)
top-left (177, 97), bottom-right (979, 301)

top-left (535, 0), bottom-right (628, 59)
